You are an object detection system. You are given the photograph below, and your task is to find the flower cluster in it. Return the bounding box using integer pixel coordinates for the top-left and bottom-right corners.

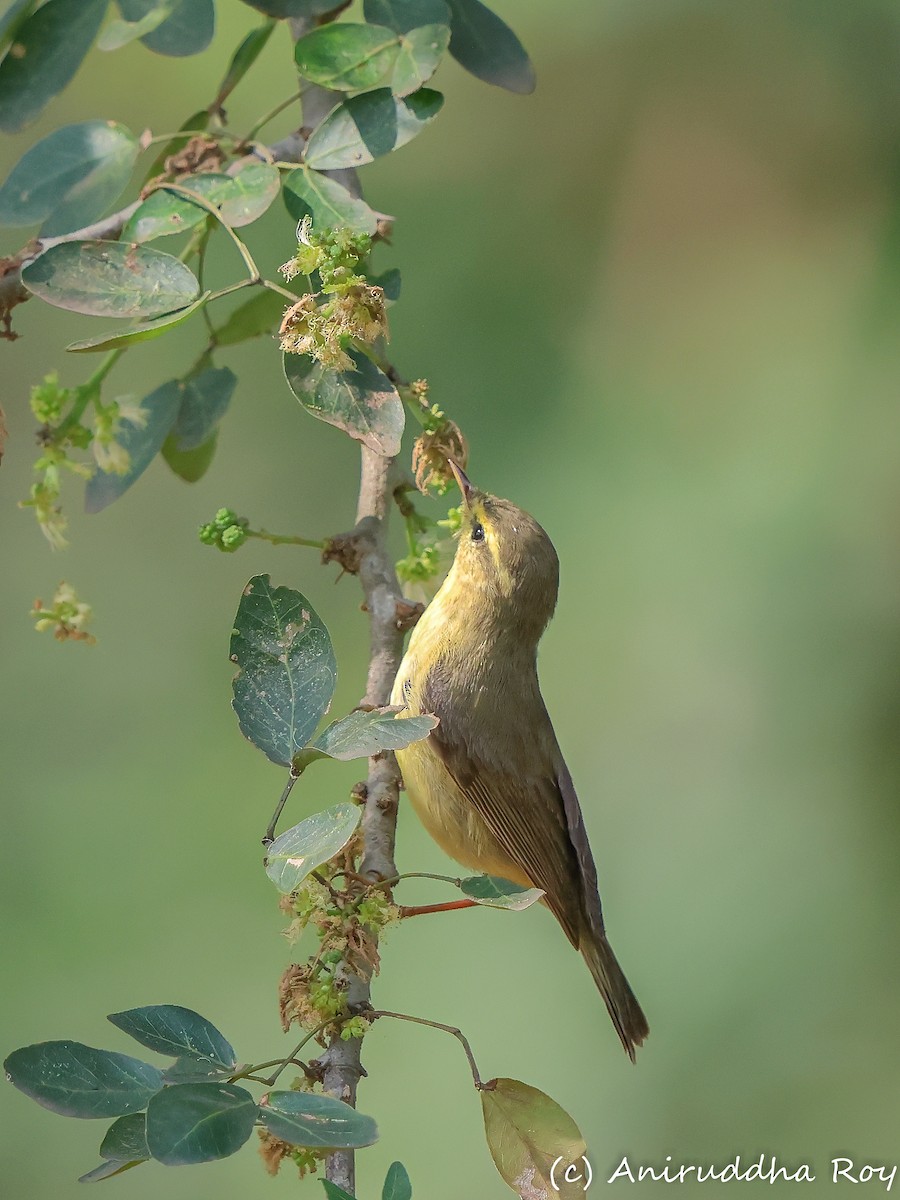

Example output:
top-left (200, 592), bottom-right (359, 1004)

top-left (21, 373), bottom-right (144, 549)
top-left (198, 507), bottom-right (249, 552)
top-left (279, 220), bottom-right (387, 371)
top-left (31, 582), bottom-right (95, 644)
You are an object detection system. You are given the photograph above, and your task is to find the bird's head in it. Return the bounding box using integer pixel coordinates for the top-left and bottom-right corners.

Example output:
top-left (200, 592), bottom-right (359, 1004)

top-left (446, 462), bottom-right (559, 637)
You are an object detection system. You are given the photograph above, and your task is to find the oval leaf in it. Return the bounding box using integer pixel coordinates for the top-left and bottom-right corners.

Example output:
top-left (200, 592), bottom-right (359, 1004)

top-left (145, 1082), bottom-right (256, 1166)
top-left (283, 166), bottom-right (377, 236)
top-left (304, 87), bottom-right (443, 171)
top-left (116, 0), bottom-right (215, 57)
top-left (265, 803), bottom-right (361, 894)
top-left (125, 165), bottom-right (280, 243)
top-left (213, 287), bottom-right (284, 346)
top-left (84, 379), bottom-right (182, 514)
top-left (295, 23), bottom-right (399, 92)
top-left (4, 1041), bottom-right (163, 1119)
top-left (284, 347), bottom-right (404, 457)
top-left (0, 121), bottom-right (139, 235)
top-left (162, 1056), bottom-right (232, 1083)
top-left (458, 875), bottom-right (544, 910)
top-left (99, 5), bottom-right (176, 51)
top-left (383, 1160), bottom-right (413, 1200)
top-left (322, 1182), bottom-right (357, 1200)
top-left (314, 708), bottom-right (437, 760)
top-left (445, 0), bottom-right (535, 94)
top-left (481, 1078), bottom-right (586, 1200)
top-left (170, 365), bottom-right (236, 451)
top-left (258, 1090), bottom-right (378, 1148)
top-left (22, 241), bottom-right (200, 318)
top-left (78, 1159), bottom-right (145, 1183)
top-left (364, 0), bottom-right (449, 33)
top-left (217, 160), bottom-right (281, 227)
top-left (162, 430), bottom-right (218, 483)
top-left (215, 21), bottom-right (276, 106)
top-left (107, 1005), bottom-right (236, 1071)
top-left (230, 575), bottom-right (337, 767)
top-left (0, 0), bottom-right (107, 134)
top-left (392, 24), bottom-right (450, 97)
top-left (100, 1112), bottom-right (150, 1161)
top-left (66, 293), bottom-right (210, 353)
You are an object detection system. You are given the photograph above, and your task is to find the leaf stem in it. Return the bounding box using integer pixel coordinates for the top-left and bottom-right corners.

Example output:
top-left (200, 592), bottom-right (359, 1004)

top-left (245, 89), bottom-right (303, 141)
top-left (265, 1014), bottom-right (353, 1087)
top-left (56, 349), bottom-right (125, 437)
top-left (261, 277), bottom-right (300, 304)
top-left (398, 899), bottom-right (479, 918)
top-left (248, 528), bottom-right (324, 549)
top-left (145, 180), bottom-right (262, 283)
top-left (142, 129), bottom-right (249, 148)
top-left (371, 1010), bottom-right (483, 1089)
top-left (263, 770), bottom-right (300, 846)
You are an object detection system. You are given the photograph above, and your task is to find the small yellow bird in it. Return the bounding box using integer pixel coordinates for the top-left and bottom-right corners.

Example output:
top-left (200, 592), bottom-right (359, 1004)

top-left (391, 465), bottom-right (649, 1060)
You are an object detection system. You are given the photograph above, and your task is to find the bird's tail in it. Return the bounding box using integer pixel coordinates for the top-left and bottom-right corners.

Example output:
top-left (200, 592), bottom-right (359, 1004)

top-left (581, 932), bottom-right (649, 1061)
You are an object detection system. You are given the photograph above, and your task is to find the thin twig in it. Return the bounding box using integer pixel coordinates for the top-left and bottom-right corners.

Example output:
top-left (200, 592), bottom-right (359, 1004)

top-left (371, 1010), bottom-right (484, 1089)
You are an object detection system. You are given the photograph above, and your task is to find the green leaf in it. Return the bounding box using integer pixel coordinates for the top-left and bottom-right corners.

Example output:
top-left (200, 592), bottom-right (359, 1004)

top-left (321, 1182), bottom-right (356, 1200)
top-left (214, 20), bottom-right (276, 106)
top-left (445, 0), bottom-right (535, 94)
top-left (265, 803), bottom-right (361, 893)
top-left (217, 160), bottom-right (281, 226)
top-left (115, 0), bottom-right (215, 57)
top-left (78, 1159), bottom-right (145, 1183)
top-left (171, 365), bottom-right (236, 451)
top-left (161, 1056), bottom-right (232, 1083)
top-left (283, 166), bottom-right (377, 237)
top-left (66, 293), bottom-right (210, 353)
top-left (458, 875), bottom-right (544, 910)
top-left (283, 347), bottom-right (404, 457)
top-left (258, 1090), bottom-right (378, 1148)
top-left (481, 1078), bottom-right (586, 1200)
top-left (244, 0), bottom-right (345, 18)
top-left (230, 575), bottom-right (337, 767)
top-left (392, 24), bottom-right (449, 97)
top-left (157, 365), bottom-right (233, 483)
top-left (213, 287), bottom-right (284, 346)
top-left (295, 23), bottom-right (399, 92)
top-left (314, 708), bottom-right (437, 760)
top-left (4, 1041), bottom-right (164, 1119)
top-left (383, 1161), bottom-right (413, 1200)
top-left (364, 0), bottom-right (448, 33)
top-left (145, 1082), bottom-right (257, 1166)
top-left (22, 241), bottom-right (200, 318)
top-left (370, 267), bottom-right (400, 303)
top-left (162, 430), bottom-right (218, 483)
top-left (99, 4), bottom-right (176, 51)
top-left (107, 1005), bottom-right (237, 1071)
top-left (84, 379), bottom-right (182, 514)
top-left (0, 121), bottom-right (139, 236)
top-left (100, 1113), bottom-right (150, 1161)
top-left (124, 163), bottom-right (280, 241)
top-left (304, 87), bottom-right (443, 171)
top-left (0, 0), bottom-right (107, 133)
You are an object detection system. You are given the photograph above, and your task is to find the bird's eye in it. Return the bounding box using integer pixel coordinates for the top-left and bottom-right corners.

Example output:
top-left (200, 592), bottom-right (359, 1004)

top-left (471, 522), bottom-right (485, 543)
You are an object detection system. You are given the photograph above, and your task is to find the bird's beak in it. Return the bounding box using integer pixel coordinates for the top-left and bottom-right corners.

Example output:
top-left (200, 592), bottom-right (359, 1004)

top-left (448, 459), bottom-right (474, 506)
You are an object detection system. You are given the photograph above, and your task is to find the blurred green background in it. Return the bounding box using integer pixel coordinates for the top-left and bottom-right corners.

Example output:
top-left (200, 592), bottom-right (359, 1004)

top-left (3, 0), bottom-right (900, 1196)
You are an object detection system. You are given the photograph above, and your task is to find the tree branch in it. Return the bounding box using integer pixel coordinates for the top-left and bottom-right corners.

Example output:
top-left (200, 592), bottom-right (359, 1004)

top-left (316, 452), bottom-right (408, 1194)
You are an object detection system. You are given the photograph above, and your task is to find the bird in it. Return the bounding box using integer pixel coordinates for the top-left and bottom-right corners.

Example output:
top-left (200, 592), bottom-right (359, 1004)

top-left (390, 463), bottom-right (649, 1060)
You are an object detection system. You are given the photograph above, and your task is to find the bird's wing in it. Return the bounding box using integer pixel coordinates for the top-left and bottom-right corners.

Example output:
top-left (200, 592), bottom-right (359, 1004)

top-left (423, 674), bottom-right (602, 947)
